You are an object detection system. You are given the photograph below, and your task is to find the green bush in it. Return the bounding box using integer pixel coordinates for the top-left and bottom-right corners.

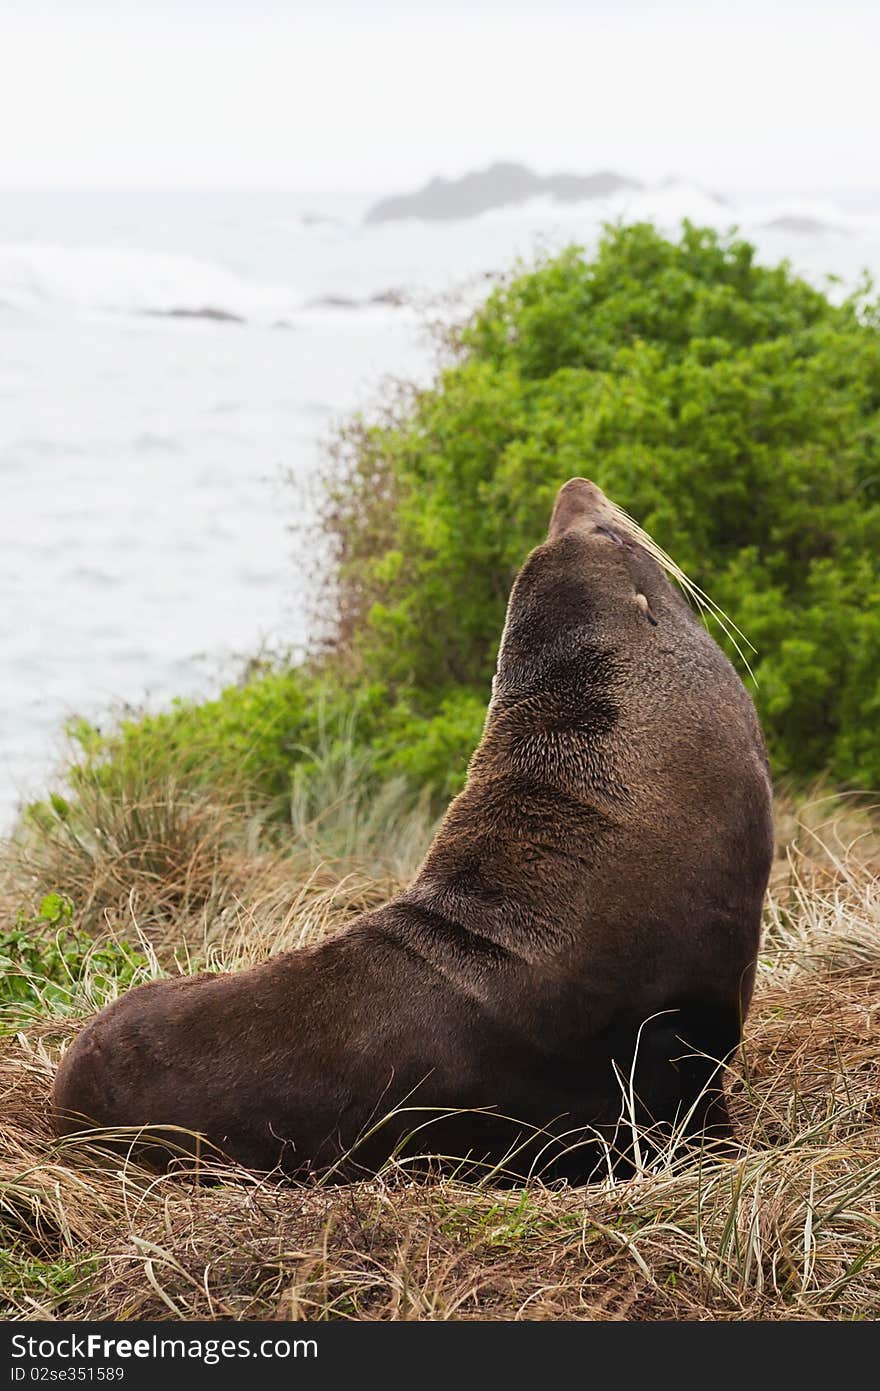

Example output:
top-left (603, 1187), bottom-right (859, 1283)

top-left (63, 665), bottom-right (317, 807)
top-left (325, 222), bottom-right (880, 789)
top-left (57, 666), bottom-right (406, 824)
top-left (64, 223), bottom-right (880, 811)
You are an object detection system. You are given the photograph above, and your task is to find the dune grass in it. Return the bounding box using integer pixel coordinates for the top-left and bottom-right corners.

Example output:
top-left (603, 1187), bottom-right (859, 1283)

top-left (1, 774), bottom-right (879, 1321)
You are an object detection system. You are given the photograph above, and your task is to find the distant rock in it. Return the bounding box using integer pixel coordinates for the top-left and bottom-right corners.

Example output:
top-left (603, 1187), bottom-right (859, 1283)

top-left (368, 286), bottom-right (409, 307)
top-left (306, 287), bottom-right (411, 311)
top-left (306, 294), bottom-right (360, 310)
top-left (145, 306), bottom-right (245, 323)
top-left (761, 215), bottom-right (846, 236)
top-left (540, 170), bottom-right (642, 204)
top-left (365, 161), bottom-right (643, 223)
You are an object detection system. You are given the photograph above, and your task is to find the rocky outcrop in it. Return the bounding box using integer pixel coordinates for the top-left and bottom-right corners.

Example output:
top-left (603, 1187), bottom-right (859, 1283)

top-left (144, 306), bottom-right (245, 323)
top-left (365, 162), bottom-right (642, 223)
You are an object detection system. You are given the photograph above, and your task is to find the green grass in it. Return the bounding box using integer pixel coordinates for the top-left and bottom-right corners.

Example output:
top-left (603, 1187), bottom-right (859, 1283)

top-left (0, 1249), bottom-right (99, 1320)
top-left (0, 894), bottom-right (149, 1035)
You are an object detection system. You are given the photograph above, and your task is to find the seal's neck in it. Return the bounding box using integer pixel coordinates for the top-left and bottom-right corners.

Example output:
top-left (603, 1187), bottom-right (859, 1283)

top-left (472, 670), bottom-right (630, 811)
top-left (403, 744), bottom-right (621, 964)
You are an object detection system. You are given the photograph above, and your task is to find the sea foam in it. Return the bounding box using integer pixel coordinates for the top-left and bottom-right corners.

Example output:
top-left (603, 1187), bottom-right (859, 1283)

top-left (0, 243), bottom-right (298, 324)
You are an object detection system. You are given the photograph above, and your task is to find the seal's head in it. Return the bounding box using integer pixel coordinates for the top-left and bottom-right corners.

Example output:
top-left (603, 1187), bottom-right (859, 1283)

top-left (484, 477), bottom-right (767, 808)
top-left (494, 477), bottom-right (694, 691)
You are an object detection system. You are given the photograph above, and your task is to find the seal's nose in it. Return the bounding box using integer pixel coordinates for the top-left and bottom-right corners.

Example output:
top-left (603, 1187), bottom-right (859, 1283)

top-left (547, 478), bottom-right (608, 540)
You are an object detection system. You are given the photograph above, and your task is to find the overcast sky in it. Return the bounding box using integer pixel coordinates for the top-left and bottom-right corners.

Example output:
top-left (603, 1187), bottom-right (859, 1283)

top-left (0, 0), bottom-right (877, 192)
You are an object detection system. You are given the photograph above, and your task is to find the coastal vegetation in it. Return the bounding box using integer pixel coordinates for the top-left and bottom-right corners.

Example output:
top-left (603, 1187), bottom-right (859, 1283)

top-left (57, 221), bottom-right (880, 815)
top-left (2, 223), bottom-right (879, 1320)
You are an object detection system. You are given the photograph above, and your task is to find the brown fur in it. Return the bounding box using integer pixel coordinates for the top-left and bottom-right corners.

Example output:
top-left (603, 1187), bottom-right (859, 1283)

top-left (52, 479), bottom-right (773, 1183)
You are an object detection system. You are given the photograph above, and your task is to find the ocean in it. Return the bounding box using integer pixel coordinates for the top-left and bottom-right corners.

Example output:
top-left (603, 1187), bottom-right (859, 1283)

top-left (1, 182), bottom-right (878, 827)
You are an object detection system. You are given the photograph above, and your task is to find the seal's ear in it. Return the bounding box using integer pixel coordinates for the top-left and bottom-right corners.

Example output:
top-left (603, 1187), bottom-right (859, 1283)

top-left (635, 593), bottom-right (658, 626)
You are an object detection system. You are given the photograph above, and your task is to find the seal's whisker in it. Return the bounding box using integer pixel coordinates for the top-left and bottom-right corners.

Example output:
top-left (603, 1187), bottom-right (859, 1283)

top-left (607, 500), bottom-right (758, 683)
top-left (607, 502), bottom-right (748, 639)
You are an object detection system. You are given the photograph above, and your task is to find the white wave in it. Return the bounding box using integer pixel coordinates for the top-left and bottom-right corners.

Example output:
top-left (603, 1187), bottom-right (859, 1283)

top-left (597, 182), bottom-right (733, 230)
top-left (0, 243), bottom-right (300, 323)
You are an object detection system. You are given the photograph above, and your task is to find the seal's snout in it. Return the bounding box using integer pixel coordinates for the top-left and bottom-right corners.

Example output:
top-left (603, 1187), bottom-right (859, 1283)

top-left (547, 477), bottom-right (608, 541)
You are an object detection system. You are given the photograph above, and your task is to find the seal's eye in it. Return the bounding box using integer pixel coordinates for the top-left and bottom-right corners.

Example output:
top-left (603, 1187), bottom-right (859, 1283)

top-left (635, 592), bottom-right (658, 626)
top-left (595, 524), bottom-right (624, 546)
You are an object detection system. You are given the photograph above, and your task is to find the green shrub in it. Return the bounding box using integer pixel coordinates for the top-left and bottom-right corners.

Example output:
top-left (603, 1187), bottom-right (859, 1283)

top-left (0, 893), bottom-right (148, 1030)
top-left (324, 222), bottom-right (880, 789)
top-left (58, 223), bottom-right (880, 815)
top-left (64, 664), bottom-right (317, 807)
top-left (56, 666), bottom-right (411, 828)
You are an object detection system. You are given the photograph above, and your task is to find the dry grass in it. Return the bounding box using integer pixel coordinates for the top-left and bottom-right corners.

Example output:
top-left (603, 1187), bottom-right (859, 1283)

top-left (2, 790), bottom-right (880, 1321)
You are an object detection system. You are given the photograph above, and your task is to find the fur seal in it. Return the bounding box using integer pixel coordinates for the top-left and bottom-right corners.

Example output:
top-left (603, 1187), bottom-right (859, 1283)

top-left (52, 478), bottom-right (773, 1183)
